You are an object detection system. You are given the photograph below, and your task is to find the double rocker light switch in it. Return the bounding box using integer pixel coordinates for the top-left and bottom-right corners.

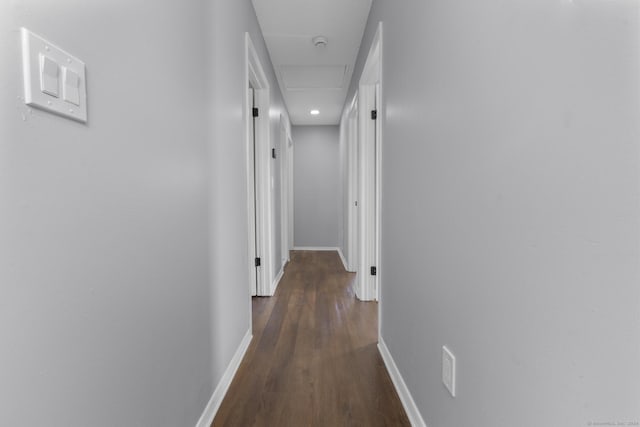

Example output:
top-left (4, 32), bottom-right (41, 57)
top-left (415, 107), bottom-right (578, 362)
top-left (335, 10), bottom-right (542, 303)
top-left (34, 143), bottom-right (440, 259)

top-left (22, 28), bottom-right (87, 122)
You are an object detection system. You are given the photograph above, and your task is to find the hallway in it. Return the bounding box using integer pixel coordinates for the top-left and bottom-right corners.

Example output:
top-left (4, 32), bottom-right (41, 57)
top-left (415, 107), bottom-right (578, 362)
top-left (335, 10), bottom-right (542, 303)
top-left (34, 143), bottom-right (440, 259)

top-left (213, 251), bottom-right (410, 426)
top-left (3, 1), bottom-right (640, 426)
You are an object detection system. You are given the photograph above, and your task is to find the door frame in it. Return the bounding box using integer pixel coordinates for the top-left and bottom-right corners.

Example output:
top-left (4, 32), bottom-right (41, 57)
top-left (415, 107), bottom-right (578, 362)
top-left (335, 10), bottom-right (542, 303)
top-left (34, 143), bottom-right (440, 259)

top-left (345, 93), bottom-right (359, 273)
top-left (287, 131), bottom-right (294, 254)
top-left (356, 22), bottom-right (383, 302)
top-left (279, 115), bottom-right (292, 264)
top-left (245, 33), bottom-right (273, 297)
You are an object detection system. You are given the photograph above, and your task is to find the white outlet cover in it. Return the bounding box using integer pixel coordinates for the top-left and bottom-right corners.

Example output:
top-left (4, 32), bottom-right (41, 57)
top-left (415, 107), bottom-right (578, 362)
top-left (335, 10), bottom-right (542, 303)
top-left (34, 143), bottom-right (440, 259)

top-left (21, 28), bottom-right (87, 123)
top-left (442, 345), bottom-right (456, 397)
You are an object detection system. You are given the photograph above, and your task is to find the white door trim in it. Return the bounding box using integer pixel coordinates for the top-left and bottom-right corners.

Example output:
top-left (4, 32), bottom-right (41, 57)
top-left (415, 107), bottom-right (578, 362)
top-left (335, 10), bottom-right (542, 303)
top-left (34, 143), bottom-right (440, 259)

top-left (356, 23), bottom-right (383, 302)
top-left (279, 116), bottom-right (292, 265)
top-left (247, 85), bottom-right (258, 298)
top-left (287, 133), bottom-right (294, 254)
top-left (245, 33), bottom-right (273, 297)
top-left (346, 94), bottom-right (359, 273)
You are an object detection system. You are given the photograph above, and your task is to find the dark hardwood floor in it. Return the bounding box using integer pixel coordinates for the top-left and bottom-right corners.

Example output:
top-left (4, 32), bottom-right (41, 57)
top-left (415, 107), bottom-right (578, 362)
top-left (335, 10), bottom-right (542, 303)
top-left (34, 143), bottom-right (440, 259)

top-left (212, 250), bottom-right (410, 427)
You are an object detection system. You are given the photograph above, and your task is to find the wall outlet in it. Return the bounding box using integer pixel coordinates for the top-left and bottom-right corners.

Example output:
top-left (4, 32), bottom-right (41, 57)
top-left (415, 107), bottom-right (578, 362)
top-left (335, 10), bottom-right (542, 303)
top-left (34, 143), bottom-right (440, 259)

top-left (442, 346), bottom-right (456, 397)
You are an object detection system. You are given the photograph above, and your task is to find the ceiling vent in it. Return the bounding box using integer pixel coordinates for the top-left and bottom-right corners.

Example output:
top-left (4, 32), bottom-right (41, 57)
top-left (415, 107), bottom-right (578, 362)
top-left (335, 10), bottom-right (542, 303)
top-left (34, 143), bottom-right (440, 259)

top-left (312, 36), bottom-right (328, 48)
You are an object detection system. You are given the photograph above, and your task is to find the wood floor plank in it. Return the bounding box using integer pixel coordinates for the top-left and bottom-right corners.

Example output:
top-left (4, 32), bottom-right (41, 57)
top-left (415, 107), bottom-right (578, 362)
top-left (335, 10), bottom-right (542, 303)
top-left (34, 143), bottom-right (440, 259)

top-left (212, 250), bottom-right (410, 427)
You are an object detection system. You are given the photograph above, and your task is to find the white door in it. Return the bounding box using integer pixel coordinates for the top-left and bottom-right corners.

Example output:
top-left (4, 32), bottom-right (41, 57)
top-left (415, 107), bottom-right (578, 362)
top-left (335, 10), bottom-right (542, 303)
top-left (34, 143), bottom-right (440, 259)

top-left (357, 84), bottom-right (379, 301)
top-left (248, 86), bottom-right (261, 296)
top-left (374, 83), bottom-right (381, 300)
top-left (354, 23), bottom-right (382, 303)
top-left (287, 136), bottom-right (294, 253)
top-left (347, 106), bottom-right (359, 272)
top-left (280, 122), bottom-right (291, 264)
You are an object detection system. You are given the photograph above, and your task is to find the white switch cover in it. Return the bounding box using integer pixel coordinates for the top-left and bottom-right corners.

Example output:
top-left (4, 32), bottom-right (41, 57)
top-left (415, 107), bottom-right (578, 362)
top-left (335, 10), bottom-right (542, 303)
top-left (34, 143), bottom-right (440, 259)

top-left (442, 346), bottom-right (456, 397)
top-left (21, 28), bottom-right (87, 122)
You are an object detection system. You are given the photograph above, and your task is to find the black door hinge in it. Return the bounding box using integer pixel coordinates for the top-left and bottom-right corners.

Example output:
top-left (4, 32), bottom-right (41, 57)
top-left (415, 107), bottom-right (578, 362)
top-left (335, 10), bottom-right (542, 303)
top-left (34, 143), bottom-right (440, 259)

top-left (252, 107), bottom-right (259, 117)
top-left (371, 266), bottom-right (377, 276)
top-left (272, 148), bottom-right (276, 159)
top-left (371, 110), bottom-right (377, 120)
top-left (255, 257), bottom-right (261, 267)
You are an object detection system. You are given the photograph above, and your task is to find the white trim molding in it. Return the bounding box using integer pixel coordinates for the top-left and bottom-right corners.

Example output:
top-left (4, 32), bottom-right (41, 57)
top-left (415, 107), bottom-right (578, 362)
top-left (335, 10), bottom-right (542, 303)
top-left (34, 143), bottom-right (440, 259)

top-left (245, 33), bottom-right (273, 297)
top-left (196, 330), bottom-right (253, 427)
top-left (378, 338), bottom-right (427, 427)
top-left (271, 262), bottom-right (286, 296)
top-left (279, 114), bottom-right (293, 271)
top-left (344, 93), bottom-right (359, 273)
top-left (356, 22), bottom-right (383, 302)
top-left (337, 248), bottom-right (348, 272)
top-left (293, 246), bottom-right (341, 251)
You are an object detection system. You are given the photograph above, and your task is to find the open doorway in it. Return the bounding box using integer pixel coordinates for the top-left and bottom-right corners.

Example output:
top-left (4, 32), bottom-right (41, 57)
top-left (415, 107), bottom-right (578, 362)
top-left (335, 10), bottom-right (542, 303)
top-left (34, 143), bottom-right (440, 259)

top-left (245, 33), bottom-right (273, 297)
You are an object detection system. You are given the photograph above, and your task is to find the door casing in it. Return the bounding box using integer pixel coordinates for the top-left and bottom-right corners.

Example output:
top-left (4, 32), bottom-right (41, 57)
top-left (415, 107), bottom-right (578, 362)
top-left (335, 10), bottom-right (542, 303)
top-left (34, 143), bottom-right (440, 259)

top-left (344, 93), bottom-right (359, 273)
top-left (279, 117), bottom-right (293, 265)
top-left (245, 33), bottom-right (273, 298)
top-left (356, 23), bottom-right (383, 303)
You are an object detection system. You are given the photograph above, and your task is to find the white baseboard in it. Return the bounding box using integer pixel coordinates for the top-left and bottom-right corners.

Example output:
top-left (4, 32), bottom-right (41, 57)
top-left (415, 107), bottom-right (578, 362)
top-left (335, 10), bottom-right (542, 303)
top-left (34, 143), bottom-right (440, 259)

top-left (293, 246), bottom-right (340, 251)
top-left (378, 338), bottom-right (427, 427)
top-left (195, 329), bottom-right (252, 427)
top-left (271, 262), bottom-right (286, 295)
top-left (336, 248), bottom-right (348, 271)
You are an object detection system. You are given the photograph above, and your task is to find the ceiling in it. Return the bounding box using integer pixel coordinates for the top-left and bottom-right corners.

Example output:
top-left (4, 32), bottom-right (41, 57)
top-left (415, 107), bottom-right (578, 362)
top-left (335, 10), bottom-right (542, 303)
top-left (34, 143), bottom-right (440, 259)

top-left (252, 0), bottom-right (373, 125)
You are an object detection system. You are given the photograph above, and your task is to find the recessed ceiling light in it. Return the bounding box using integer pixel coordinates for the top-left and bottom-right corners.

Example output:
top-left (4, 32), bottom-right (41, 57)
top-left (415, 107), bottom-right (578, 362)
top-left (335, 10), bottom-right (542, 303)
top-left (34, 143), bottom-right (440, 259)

top-left (310, 109), bottom-right (320, 115)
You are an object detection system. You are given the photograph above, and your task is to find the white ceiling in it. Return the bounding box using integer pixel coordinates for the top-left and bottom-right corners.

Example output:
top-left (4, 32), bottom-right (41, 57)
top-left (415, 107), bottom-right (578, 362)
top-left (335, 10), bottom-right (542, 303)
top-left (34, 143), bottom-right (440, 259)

top-left (252, 0), bottom-right (372, 125)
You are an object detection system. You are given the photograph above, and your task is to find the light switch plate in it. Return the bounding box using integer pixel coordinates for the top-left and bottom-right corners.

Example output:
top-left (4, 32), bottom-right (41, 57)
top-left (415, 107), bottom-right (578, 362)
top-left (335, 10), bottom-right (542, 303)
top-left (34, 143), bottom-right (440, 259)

top-left (21, 28), bottom-right (87, 123)
top-left (442, 346), bottom-right (456, 397)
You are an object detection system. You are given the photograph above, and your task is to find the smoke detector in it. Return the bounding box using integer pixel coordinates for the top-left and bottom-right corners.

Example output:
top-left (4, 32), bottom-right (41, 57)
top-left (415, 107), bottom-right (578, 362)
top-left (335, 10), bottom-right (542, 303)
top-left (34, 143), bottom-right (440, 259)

top-left (312, 36), bottom-right (328, 48)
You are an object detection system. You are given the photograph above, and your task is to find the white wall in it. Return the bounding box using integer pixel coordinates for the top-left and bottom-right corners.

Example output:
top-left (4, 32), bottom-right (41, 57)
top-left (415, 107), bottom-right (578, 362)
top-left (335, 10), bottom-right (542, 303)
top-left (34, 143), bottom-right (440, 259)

top-left (0, 1), bottom-right (288, 426)
top-left (348, 1), bottom-right (640, 426)
top-left (293, 125), bottom-right (341, 248)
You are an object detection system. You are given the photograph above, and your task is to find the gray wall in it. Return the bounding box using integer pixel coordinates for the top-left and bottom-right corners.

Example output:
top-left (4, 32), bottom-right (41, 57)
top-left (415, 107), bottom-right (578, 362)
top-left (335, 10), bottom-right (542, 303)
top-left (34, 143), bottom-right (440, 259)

top-left (205, 0), bottom-right (289, 406)
top-left (348, 1), bottom-right (640, 426)
top-left (0, 1), bottom-right (287, 426)
top-left (293, 125), bottom-right (341, 248)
